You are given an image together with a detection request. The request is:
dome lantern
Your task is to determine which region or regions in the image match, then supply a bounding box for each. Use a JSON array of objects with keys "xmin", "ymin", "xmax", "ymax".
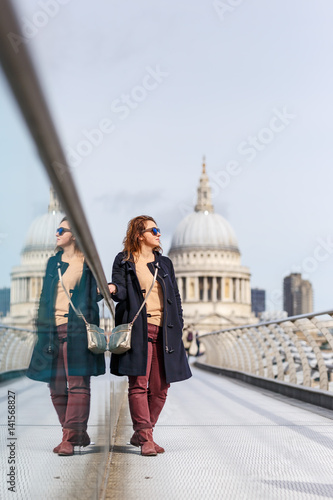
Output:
[
  {"xmin": 194, "ymin": 156, "xmax": 214, "ymax": 214},
  {"xmin": 48, "ymin": 186, "xmax": 62, "ymax": 214}
]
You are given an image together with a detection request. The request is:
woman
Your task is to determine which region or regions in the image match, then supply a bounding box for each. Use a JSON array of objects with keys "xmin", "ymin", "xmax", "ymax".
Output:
[
  {"xmin": 27, "ymin": 217, "xmax": 105, "ymax": 456},
  {"xmin": 108, "ymin": 215, "xmax": 191, "ymax": 456}
]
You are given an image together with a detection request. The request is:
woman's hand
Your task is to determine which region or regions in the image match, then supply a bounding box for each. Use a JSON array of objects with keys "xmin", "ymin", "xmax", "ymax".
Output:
[
  {"xmin": 97, "ymin": 284, "xmax": 117, "ymax": 295},
  {"xmin": 108, "ymin": 283, "xmax": 117, "ymax": 295}
]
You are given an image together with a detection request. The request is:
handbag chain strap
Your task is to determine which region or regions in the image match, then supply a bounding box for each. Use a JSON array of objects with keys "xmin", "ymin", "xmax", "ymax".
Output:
[
  {"xmin": 130, "ymin": 265, "xmax": 158, "ymax": 327},
  {"xmin": 58, "ymin": 263, "xmax": 158, "ymax": 328},
  {"xmin": 57, "ymin": 265, "xmax": 89, "ymax": 327}
]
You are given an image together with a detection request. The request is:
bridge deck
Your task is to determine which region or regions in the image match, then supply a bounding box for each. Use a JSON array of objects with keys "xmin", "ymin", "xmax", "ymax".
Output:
[
  {"xmin": 1, "ymin": 364, "xmax": 333, "ymax": 499},
  {"xmin": 105, "ymin": 364, "xmax": 333, "ymax": 500},
  {"xmin": 0, "ymin": 374, "xmax": 113, "ymax": 500}
]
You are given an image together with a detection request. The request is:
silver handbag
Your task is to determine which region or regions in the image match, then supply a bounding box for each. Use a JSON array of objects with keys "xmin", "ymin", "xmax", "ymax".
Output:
[
  {"xmin": 58, "ymin": 266, "xmax": 107, "ymax": 354},
  {"xmin": 86, "ymin": 323, "xmax": 108, "ymax": 354},
  {"xmin": 108, "ymin": 266, "xmax": 158, "ymax": 354},
  {"xmin": 108, "ymin": 323, "xmax": 132, "ymax": 354}
]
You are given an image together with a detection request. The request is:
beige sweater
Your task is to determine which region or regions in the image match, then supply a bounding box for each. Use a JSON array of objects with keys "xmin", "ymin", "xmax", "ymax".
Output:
[
  {"xmin": 135, "ymin": 257, "xmax": 163, "ymax": 327},
  {"xmin": 55, "ymin": 255, "xmax": 84, "ymax": 326}
]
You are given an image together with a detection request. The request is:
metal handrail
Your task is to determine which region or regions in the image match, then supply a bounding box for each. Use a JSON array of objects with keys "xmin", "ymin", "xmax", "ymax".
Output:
[
  {"xmin": 0, "ymin": 324, "xmax": 33, "ymax": 333},
  {"xmin": 198, "ymin": 308, "xmax": 333, "ymax": 391},
  {"xmin": 200, "ymin": 309, "xmax": 333, "ymax": 337},
  {"xmin": 0, "ymin": 0, "xmax": 114, "ymax": 319}
]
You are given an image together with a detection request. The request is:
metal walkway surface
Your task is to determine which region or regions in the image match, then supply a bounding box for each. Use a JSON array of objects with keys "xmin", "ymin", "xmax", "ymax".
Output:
[
  {"xmin": 105, "ymin": 364, "xmax": 333, "ymax": 500},
  {"xmin": 1, "ymin": 365, "xmax": 333, "ymax": 499},
  {"xmin": 0, "ymin": 373, "xmax": 118, "ymax": 500}
]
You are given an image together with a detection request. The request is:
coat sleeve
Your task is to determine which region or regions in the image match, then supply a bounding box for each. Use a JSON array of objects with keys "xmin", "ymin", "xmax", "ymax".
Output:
[
  {"xmin": 85, "ymin": 268, "xmax": 101, "ymax": 325},
  {"xmin": 36, "ymin": 257, "xmax": 54, "ymax": 330},
  {"xmin": 168, "ymin": 258, "xmax": 184, "ymax": 329},
  {"xmin": 111, "ymin": 253, "xmax": 127, "ymax": 302}
]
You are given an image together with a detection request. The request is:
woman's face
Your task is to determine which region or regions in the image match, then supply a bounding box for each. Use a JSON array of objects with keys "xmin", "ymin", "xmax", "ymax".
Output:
[
  {"xmin": 139, "ymin": 220, "xmax": 161, "ymax": 250},
  {"xmin": 56, "ymin": 220, "xmax": 74, "ymax": 249}
]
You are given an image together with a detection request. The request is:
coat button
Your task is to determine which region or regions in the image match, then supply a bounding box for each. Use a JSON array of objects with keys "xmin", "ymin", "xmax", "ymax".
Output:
[
  {"xmin": 167, "ymin": 298, "xmax": 172, "ymax": 304},
  {"xmin": 163, "ymin": 273, "xmax": 168, "ymax": 278},
  {"xmin": 167, "ymin": 324, "xmax": 174, "ymax": 328}
]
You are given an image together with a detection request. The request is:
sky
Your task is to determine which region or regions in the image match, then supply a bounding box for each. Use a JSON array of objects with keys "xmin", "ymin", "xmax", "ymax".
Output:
[{"xmin": 1, "ymin": 0, "xmax": 333, "ymax": 313}]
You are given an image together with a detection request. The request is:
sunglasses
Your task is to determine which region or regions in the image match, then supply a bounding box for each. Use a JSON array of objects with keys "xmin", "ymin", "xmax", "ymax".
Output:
[
  {"xmin": 56, "ymin": 227, "xmax": 72, "ymax": 236},
  {"xmin": 142, "ymin": 227, "xmax": 160, "ymax": 236}
]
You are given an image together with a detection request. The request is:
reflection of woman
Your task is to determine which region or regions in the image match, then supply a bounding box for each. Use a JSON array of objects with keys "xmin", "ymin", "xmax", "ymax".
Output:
[
  {"xmin": 109, "ymin": 215, "xmax": 191, "ymax": 456},
  {"xmin": 27, "ymin": 217, "xmax": 105, "ymax": 456}
]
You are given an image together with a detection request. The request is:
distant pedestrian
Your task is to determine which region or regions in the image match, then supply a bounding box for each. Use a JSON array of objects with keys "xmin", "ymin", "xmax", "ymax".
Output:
[
  {"xmin": 183, "ymin": 329, "xmax": 193, "ymax": 358},
  {"xmin": 108, "ymin": 215, "xmax": 191, "ymax": 456},
  {"xmin": 195, "ymin": 332, "xmax": 201, "ymax": 356}
]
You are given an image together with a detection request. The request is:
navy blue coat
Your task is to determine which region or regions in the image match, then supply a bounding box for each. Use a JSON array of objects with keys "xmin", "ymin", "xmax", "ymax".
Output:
[
  {"xmin": 110, "ymin": 251, "xmax": 192, "ymax": 384},
  {"xmin": 26, "ymin": 251, "xmax": 105, "ymax": 382}
]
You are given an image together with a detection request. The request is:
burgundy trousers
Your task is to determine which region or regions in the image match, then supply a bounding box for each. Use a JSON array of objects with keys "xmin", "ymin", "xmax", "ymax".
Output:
[
  {"xmin": 128, "ymin": 323, "xmax": 170, "ymax": 431},
  {"xmin": 49, "ymin": 324, "xmax": 90, "ymax": 431}
]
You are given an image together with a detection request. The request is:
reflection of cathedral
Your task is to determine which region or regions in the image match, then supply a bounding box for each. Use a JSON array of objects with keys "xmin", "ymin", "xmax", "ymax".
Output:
[
  {"xmin": 8, "ymin": 188, "xmax": 64, "ymax": 327},
  {"xmin": 168, "ymin": 160, "xmax": 254, "ymax": 333}
]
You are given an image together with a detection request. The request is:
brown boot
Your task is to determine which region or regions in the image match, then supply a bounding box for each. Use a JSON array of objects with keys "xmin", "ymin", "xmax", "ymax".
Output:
[
  {"xmin": 53, "ymin": 441, "xmax": 63, "ymax": 454},
  {"xmin": 130, "ymin": 431, "xmax": 140, "ymax": 447},
  {"xmin": 58, "ymin": 429, "xmax": 75, "ymax": 456},
  {"xmin": 53, "ymin": 428, "xmax": 65, "ymax": 454},
  {"xmin": 54, "ymin": 429, "xmax": 90, "ymax": 453},
  {"xmin": 130, "ymin": 431, "xmax": 164, "ymax": 454},
  {"xmin": 153, "ymin": 442, "xmax": 165, "ymax": 454},
  {"xmin": 70, "ymin": 430, "xmax": 90, "ymax": 448},
  {"xmin": 137, "ymin": 429, "xmax": 157, "ymax": 456}
]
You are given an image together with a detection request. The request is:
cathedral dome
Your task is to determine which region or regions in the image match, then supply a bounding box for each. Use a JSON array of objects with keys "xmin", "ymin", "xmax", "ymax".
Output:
[
  {"xmin": 167, "ymin": 158, "xmax": 252, "ymax": 333},
  {"xmin": 22, "ymin": 188, "xmax": 65, "ymax": 253},
  {"xmin": 10, "ymin": 188, "xmax": 65, "ymax": 326},
  {"xmin": 23, "ymin": 212, "xmax": 64, "ymax": 252},
  {"xmin": 170, "ymin": 211, "xmax": 238, "ymax": 252},
  {"xmin": 169, "ymin": 158, "xmax": 239, "ymax": 253}
]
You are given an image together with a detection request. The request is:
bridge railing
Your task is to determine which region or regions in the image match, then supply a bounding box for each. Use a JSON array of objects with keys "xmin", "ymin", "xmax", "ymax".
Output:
[
  {"xmin": 0, "ymin": 324, "xmax": 35, "ymax": 377},
  {"xmin": 199, "ymin": 309, "xmax": 333, "ymax": 391},
  {"xmin": 0, "ymin": 5, "xmax": 123, "ymax": 495}
]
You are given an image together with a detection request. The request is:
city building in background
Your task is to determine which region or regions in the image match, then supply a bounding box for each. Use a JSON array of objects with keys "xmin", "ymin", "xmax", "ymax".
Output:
[
  {"xmin": 251, "ymin": 288, "xmax": 266, "ymax": 318},
  {"xmin": 168, "ymin": 159, "xmax": 255, "ymax": 333},
  {"xmin": 283, "ymin": 273, "xmax": 314, "ymax": 316},
  {"xmin": 4, "ymin": 188, "xmax": 65, "ymax": 327},
  {"xmin": 0, "ymin": 287, "xmax": 10, "ymax": 319}
]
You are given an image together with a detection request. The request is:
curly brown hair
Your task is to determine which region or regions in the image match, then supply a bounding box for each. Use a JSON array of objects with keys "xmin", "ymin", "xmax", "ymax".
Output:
[{"xmin": 122, "ymin": 215, "xmax": 162, "ymax": 261}]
